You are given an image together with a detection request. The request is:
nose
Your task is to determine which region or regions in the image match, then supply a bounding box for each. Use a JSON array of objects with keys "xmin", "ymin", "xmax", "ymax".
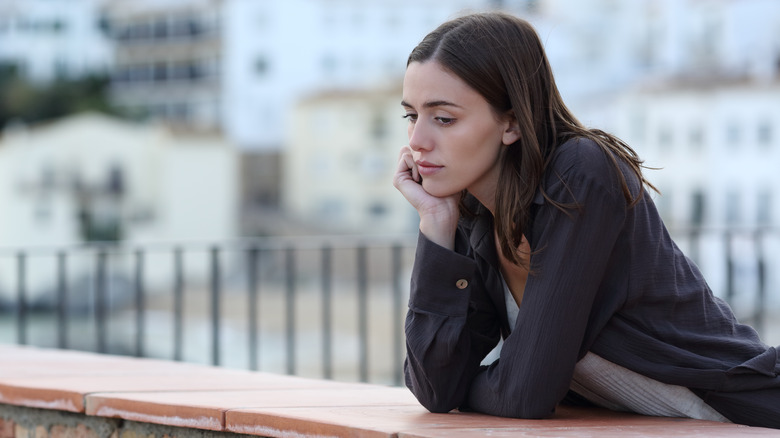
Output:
[{"xmin": 408, "ymin": 121, "xmax": 432, "ymax": 152}]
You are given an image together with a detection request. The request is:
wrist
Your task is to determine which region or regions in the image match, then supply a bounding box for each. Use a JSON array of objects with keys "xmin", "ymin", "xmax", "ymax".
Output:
[{"xmin": 419, "ymin": 215, "xmax": 457, "ymax": 250}]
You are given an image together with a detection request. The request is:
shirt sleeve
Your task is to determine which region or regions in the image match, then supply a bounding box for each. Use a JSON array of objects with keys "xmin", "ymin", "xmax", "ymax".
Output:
[
  {"xmin": 465, "ymin": 146, "xmax": 630, "ymax": 418},
  {"xmin": 404, "ymin": 230, "xmax": 502, "ymax": 413}
]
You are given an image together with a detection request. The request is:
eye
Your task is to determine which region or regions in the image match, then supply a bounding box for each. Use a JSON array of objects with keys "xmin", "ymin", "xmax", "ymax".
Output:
[
  {"xmin": 402, "ymin": 113, "xmax": 418, "ymax": 123},
  {"xmin": 435, "ymin": 117, "xmax": 455, "ymax": 126}
]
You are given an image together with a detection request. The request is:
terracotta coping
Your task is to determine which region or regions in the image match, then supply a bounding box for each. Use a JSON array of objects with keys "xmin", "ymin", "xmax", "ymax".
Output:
[{"xmin": 1, "ymin": 344, "xmax": 778, "ymax": 437}]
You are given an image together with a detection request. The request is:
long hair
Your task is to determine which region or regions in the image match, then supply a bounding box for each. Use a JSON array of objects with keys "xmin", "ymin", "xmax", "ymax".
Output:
[{"xmin": 407, "ymin": 12, "xmax": 656, "ymax": 265}]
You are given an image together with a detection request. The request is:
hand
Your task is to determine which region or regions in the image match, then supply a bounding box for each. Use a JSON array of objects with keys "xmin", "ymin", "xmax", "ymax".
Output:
[{"xmin": 393, "ymin": 146, "xmax": 459, "ymax": 249}]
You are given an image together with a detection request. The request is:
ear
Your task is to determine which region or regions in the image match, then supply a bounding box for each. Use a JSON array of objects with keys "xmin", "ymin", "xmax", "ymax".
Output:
[{"xmin": 501, "ymin": 111, "xmax": 521, "ymax": 146}]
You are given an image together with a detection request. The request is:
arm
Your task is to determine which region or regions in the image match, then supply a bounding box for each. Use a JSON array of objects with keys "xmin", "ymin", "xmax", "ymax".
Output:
[
  {"xmin": 393, "ymin": 145, "xmax": 500, "ymax": 411},
  {"xmin": 404, "ymin": 230, "xmax": 501, "ymax": 413},
  {"xmin": 465, "ymin": 147, "xmax": 630, "ymax": 418}
]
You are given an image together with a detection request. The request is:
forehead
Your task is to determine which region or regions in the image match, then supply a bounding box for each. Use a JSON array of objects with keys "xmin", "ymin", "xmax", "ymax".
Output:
[{"xmin": 402, "ymin": 61, "xmax": 483, "ymax": 107}]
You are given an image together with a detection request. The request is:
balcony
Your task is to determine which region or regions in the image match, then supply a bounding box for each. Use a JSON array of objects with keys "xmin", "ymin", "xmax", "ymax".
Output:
[{"xmin": 2, "ymin": 344, "xmax": 779, "ymax": 437}]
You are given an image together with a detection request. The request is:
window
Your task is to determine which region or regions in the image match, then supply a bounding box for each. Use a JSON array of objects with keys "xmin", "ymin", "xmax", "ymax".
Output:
[
  {"xmin": 758, "ymin": 121, "xmax": 772, "ymax": 147},
  {"xmin": 691, "ymin": 190, "xmax": 706, "ymax": 226},
  {"xmin": 153, "ymin": 62, "xmax": 167, "ymax": 82},
  {"xmin": 169, "ymin": 61, "xmax": 190, "ymax": 80},
  {"xmin": 688, "ymin": 124, "xmax": 703, "ymax": 151},
  {"xmin": 629, "ymin": 110, "xmax": 646, "ymax": 144},
  {"xmin": 318, "ymin": 199, "xmax": 345, "ymax": 222},
  {"xmin": 170, "ymin": 103, "xmax": 190, "ymax": 121},
  {"xmin": 757, "ymin": 189, "xmax": 772, "ymax": 225},
  {"xmin": 52, "ymin": 19, "xmax": 65, "ymax": 34},
  {"xmin": 153, "ymin": 19, "xmax": 168, "ymax": 39},
  {"xmin": 658, "ymin": 125, "xmax": 672, "ymax": 150},
  {"xmin": 726, "ymin": 122, "xmax": 740, "ymax": 147},
  {"xmin": 371, "ymin": 111, "xmax": 387, "ymax": 141},
  {"xmin": 725, "ymin": 190, "xmax": 740, "ymax": 226},
  {"xmin": 368, "ymin": 203, "xmax": 387, "ymax": 217},
  {"xmin": 128, "ymin": 64, "xmax": 153, "ymax": 82},
  {"xmin": 255, "ymin": 57, "xmax": 269, "ymax": 76},
  {"xmin": 321, "ymin": 55, "xmax": 337, "ymax": 75},
  {"xmin": 126, "ymin": 21, "xmax": 152, "ymax": 40}
]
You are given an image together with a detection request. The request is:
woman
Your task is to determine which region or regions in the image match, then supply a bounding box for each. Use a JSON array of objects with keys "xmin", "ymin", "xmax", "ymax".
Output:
[{"xmin": 393, "ymin": 12, "xmax": 780, "ymax": 429}]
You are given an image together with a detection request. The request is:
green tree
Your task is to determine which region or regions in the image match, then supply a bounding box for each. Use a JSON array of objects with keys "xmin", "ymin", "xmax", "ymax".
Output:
[{"xmin": 0, "ymin": 63, "xmax": 122, "ymax": 127}]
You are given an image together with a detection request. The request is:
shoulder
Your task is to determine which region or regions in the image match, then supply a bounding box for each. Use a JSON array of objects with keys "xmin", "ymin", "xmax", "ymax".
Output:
[
  {"xmin": 538, "ymin": 136, "xmax": 634, "ymax": 204},
  {"xmin": 549, "ymin": 137, "xmax": 616, "ymax": 181}
]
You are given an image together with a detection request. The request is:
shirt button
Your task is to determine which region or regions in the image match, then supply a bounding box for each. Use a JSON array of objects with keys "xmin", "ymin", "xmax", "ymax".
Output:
[{"xmin": 455, "ymin": 279, "xmax": 469, "ymax": 289}]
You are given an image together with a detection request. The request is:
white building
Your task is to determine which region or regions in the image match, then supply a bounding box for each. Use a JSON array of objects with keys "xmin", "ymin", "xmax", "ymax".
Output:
[
  {"xmin": 611, "ymin": 79, "xmax": 780, "ymax": 230},
  {"xmin": 532, "ymin": 0, "xmax": 780, "ymax": 121},
  {"xmin": 101, "ymin": 0, "xmax": 222, "ymax": 130},
  {"xmin": 0, "ymin": 112, "xmax": 238, "ymax": 246},
  {"xmin": 0, "ymin": 0, "xmax": 113, "ymax": 82},
  {"xmin": 284, "ymin": 87, "xmax": 414, "ymax": 234}
]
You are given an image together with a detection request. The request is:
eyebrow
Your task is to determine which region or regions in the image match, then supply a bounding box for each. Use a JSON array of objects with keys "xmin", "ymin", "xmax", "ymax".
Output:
[{"xmin": 401, "ymin": 99, "xmax": 463, "ymax": 110}]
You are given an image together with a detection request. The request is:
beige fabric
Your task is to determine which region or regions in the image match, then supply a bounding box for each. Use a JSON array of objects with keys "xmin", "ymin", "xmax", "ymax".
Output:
[{"xmin": 571, "ymin": 351, "xmax": 730, "ymax": 422}]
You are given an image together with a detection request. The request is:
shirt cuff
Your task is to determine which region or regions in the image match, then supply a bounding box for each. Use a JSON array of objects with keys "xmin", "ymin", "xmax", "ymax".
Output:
[{"xmin": 409, "ymin": 231, "xmax": 478, "ymax": 316}]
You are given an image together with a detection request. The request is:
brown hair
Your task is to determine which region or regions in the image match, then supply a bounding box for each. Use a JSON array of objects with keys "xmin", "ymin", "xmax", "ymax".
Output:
[{"xmin": 407, "ymin": 12, "xmax": 656, "ymax": 265}]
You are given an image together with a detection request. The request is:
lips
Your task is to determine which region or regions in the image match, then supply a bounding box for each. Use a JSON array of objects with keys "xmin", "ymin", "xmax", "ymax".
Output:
[{"xmin": 415, "ymin": 160, "xmax": 443, "ymax": 177}]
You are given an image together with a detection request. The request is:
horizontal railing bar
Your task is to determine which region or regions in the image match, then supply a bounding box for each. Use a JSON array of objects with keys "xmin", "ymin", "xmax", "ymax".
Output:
[
  {"xmin": 0, "ymin": 234, "xmax": 419, "ymax": 256},
  {"xmin": 5, "ymin": 226, "xmax": 780, "ymax": 257}
]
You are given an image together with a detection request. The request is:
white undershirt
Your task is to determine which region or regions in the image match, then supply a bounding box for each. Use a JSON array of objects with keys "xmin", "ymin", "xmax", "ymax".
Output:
[{"xmin": 489, "ymin": 277, "xmax": 730, "ymax": 423}]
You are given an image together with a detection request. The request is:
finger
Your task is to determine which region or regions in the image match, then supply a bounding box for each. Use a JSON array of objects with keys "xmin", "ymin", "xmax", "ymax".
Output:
[
  {"xmin": 395, "ymin": 147, "xmax": 419, "ymax": 183},
  {"xmin": 406, "ymin": 154, "xmax": 420, "ymax": 183}
]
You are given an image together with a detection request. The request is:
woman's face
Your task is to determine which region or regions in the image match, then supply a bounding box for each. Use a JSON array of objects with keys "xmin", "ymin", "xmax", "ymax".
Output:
[{"xmin": 402, "ymin": 60, "xmax": 518, "ymax": 201}]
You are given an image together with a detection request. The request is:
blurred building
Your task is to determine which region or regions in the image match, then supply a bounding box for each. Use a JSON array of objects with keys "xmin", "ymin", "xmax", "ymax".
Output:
[
  {"xmin": 0, "ymin": 0, "xmax": 112, "ymax": 82},
  {"xmin": 284, "ymin": 87, "xmax": 414, "ymax": 235},
  {"xmin": 0, "ymin": 112, "xmax": 238, "ymax": 247},
  {"xmin": 98, "ymin": 0, "xmax": 531, "ymax": 234},
  {"xmin": 533, "ymin": 0, "xmax": 780, "ymax": 114},
  {"xmin": 101, "ymin": 0, "xmax": 221, "ymax": 130},
  {"xmin": 612, "ymin": 79, "xmax": 780, "ymax": 230},
  {"xmin": 220, "ymin": 0, "xmax": 533, "ymax": 151}
]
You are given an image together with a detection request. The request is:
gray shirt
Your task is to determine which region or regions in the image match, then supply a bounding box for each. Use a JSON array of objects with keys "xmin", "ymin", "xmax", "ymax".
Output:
[{"xmin": 404, "ymin": 137, "xmax": 779, "ymax": 420}]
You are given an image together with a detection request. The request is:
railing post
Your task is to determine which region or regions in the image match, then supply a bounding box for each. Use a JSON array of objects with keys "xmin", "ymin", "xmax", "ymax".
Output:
[
  {"xmin": 321, "ymin": 244, "xmax": 333, "ymax": 379},
  {"xmin": 247, "ymin": 246, "xmax": 260, "ymax": 371},
  {"xmin": 16, "ymin": 252, "xmax": 27, "ymax": 345},
  {"xmin": 173, "ymin": 247, "xmax": 184, "ymax": 361},
  {"xmin": 725, "ymin": 232, "xmax": 735, "ymax": 306},
  {"xmin": 754, "ymin": 230, "xmax": 766, "ymax": 335},
  {"xmin": 210, "ymin": 246, "xmax": 221, "ymax": 366},
  {"xmin": 95, "ymin": 250, "xmax": 108, "ymax": 353},
  {"xmin": 57, "ymin": 251, "xmax": 68, "ymax": 349},
  {"xmin": 135, "ymin": 249, "xmax": 145, "ymax": 358},
  {"xmin": 357, "ymin": 244, "xmax": 368, "ymax": 383},
  {"xmin": 285, "ymin": 246, "xmax": 296, "ymax": 375},
  {"xmin": 391, "ymin": 244, "xmax": 403, "ymax": 386}
]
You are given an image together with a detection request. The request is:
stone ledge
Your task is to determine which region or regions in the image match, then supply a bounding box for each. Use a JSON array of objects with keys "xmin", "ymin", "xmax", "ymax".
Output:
[{"xmin": 1, "ymin": 344, "xmax": 779, "ymax": 437}]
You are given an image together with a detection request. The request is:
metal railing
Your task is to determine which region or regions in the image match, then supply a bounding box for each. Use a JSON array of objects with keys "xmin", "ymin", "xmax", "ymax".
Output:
[
  {"xmin": 0, "ymin": 235, "xmax": 417, "ymax": 386},
  {"xmin": 1, "ymin": 227, "xmax": 778, "ymax": 386}
]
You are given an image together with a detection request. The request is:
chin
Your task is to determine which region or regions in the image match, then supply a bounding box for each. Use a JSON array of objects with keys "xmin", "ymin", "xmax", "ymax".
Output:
[{"xmin": 422, "ymin": 181, "xmax": 461, "ymax": 198}]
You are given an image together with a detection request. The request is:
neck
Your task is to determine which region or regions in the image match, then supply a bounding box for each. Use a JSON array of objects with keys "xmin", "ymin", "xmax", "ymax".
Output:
[{"xmin": 467, "ymin": 177, "xmax": 499, "ymax": 217}]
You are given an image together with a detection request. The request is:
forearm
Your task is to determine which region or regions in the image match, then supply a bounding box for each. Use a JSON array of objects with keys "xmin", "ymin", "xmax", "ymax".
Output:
[{"xmin": 404, "ymin": 232, "xmax": 499, "ymax": 412}]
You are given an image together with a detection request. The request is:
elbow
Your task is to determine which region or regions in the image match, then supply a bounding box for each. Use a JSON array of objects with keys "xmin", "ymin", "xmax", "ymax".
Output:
[
  {"xmin": 405, "ymin": 373, "xmax": 460, "ymax": 414},
  {"xmin": 405, "ymin": 380, "xmax": 460, "ymax": 414},
  {"xmin": 420, "ymin": 398, "xmax": 458, "ymax": 414}
]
